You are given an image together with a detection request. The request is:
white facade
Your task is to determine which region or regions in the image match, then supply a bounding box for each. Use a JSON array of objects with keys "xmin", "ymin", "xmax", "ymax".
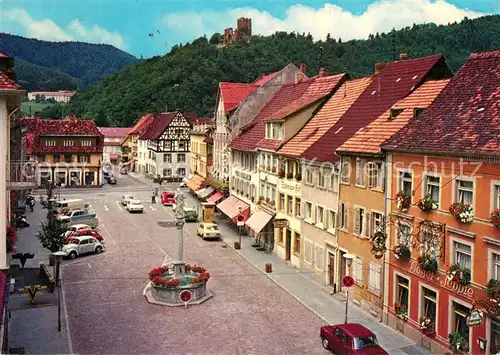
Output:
[
  {"xmin": 214, "ymin": 96, "xmax": 230, "ymax": 182},
  {"xmin": 138, "ymin": 139, "xmax": 149, "ymax": 174},
  {"xmin": 27, "ymin": 90, "xmax": 75, "ymax": 103}
]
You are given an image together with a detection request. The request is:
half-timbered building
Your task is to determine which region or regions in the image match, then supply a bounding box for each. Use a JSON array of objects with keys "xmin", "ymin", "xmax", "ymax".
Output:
[{"xmin": 138, "ymin": 110, "xmax": 192, "ymax": 179}]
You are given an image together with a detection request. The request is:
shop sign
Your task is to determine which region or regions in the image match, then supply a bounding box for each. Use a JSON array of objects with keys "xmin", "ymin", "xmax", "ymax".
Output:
[
  {"xmin": 235, "ymin": 170, "xmax": 251, "ymax": 180},
  {"xmin": 279, "ymin": 180, "xmax": 301, "ymax": 195},
  {"xmin": 274, "ymin": 219, "xmax": 289, "ymax": 229},
  {"xmin": 409, "ymin": 260, "xmax": 474, "ymax": 298},
  {"xmin": 466, "ymin": 309, "xmax": 484, "ymax": 327}
]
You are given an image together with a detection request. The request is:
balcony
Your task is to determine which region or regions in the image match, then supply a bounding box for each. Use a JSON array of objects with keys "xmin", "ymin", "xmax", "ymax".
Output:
[{"xmin": 7, "ymin": 161, "xmax": 37, "ymax": 190}]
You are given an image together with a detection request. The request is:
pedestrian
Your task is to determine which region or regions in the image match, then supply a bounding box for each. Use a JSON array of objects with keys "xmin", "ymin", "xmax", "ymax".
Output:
[{"xmin": 151, "ymin": 191, "xmax": 156, "ymax": 204}]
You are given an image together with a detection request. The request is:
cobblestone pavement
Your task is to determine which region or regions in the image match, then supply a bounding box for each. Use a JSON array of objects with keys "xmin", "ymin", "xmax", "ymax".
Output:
[{"xmin": 61, "ymin": 189, "xmax": 327, "ymax": 354}]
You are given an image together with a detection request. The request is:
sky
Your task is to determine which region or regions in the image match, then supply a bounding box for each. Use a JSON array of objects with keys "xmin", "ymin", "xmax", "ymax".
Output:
[{"xmin": 1, "ymin": 0, "xmax": 498, "ymax": 58}]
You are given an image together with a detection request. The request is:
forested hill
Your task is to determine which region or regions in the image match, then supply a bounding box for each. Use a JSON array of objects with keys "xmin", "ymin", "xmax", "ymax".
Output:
[
  {"xmin": 0, "ymin": 33, "xmax": 137, "ymax": 90},
  {"xmin": 66, "ymin": 15, "xmax": 499, "ymax": 127}
]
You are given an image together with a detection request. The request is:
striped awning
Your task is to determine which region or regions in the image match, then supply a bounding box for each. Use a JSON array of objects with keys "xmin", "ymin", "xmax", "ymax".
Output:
[
  {"xmin": 245, "ymin": 210, "xmax": 274, "ymax": 235},
  {"xmin": 217, "ymin": 195, "xmax": 250, "ymax": 223},
  {"xmin": 186, "ymin": 174, "xmax": 204, "ymax": 191},
  {"xmin": 207, "ymin": 191, "xmax": 224, "ymax": 204}
]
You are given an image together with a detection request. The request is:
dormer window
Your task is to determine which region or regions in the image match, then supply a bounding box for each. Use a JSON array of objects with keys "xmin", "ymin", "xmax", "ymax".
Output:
[
  {"xmin": 45, "ymin": 140, "xmax": 56, "ymax": 147},
  {"xmin": 81, "ymin": 140, "xmax": 92, "ymax": 147},
  {"xmin": 266, "ymin": 122, "xmax": 284, "ymax": 140},
  {"xmin": 63, "ymin": 140, "xmax": 74, "ymax": 147},
  {"xmin": 413, "ymin": 108, "xmax": 425, "ymax": 119},
  {"xmin": 390, "ymin": 109, "xmax": 404, "ymax": 119}
]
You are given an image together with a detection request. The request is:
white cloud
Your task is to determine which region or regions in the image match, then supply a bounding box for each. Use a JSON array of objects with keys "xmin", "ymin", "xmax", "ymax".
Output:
[
  {"xmin": 163, "ymin": 0, "xmax": 486, "ymax": 42},
  {"xmin": 3, "ymin": 8, "xmax": 126, "ymax": 49}
]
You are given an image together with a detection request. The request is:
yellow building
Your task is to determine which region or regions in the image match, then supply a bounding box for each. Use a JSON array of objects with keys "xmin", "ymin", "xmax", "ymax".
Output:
[
  {"xmin": 189, "ymin": 118, "xmax": 213, "ymax": 180},
  {"xmin": 121, "ymin": 113, "xmax": 154, "ymax": 167}
]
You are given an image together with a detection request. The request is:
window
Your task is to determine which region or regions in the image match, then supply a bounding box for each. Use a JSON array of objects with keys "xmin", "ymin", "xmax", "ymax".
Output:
[
  {"xmin": 494, "ymin": 184, "xmax": 500, "ymax": 210},
  {"xmin": 368, "ymin": 162, "xmax": 384, "ymax": 189},
  {"xmin": 397, "ymin": 223, "xmax": 412, "ymax": 247},
  {"xmin": 266, "ymin": 122, "xmax": 283, "ymax": 139},
  {"xmin": 276, "ymin": 228, "xmax": 283, "ymax": 244},
  {"xmin": 163, "ymin": 154, "xmax": 172, "ymax": 163},
  {"xmin": 52, "ymin": 154, "xmax": 61, "ymax": 163},
  {"xmin": 353, "ymin": 257, "xmax": 363, "ymax": 284},
  {"xmin": 452, "ymin": 302, "xmax": 470, "ymax": 343},
  {"xmin": 327, "ymin": 210, "xmax": 336, "ymax": 230},
  {"xmin": 163, "ymin": 168, "xmax": 171, "ymax": 177},
  {"xmin": 316, "ymin": 206, "xmax": 324, "ymax": 227},
  {"xmin": 354, "ymin": 207, "xmax": 366, "ymax": 236},
  {"xmin": 305, "ymin": 169, "xmax": 313, "ymax": 184},
  {"xmin": 81, "ymin": 140, "xmax": 92, "ymax": 147},
  {"xmin": 304, "ymin": 239, "xmax": 313, "ymax": 263},
  {"xmin": 421, "ymin": 230, "xmax": 440, "ymax": 259},
  {"xmin": 340, "ymin": 203, "xmax": 348, "ymax": 230},
  {"xmin": 341, "ymin": 158, "xmax": 351, "ymax": 184},
  {"xmin": 287, "ymin": 196, "xmax": 293, "ymax": 215},
  {"xmin": 177, "ymin": 168, "xmax": 186, "ymax": 176},
  {"xmin": 78, "ymin": 155, "xmax": 89, "ymax": 163},
  {"xmin": 371, "ymin": 212, "xmax": 383, "ymax": 235},
  {"xmin": 315, "ymin": 245, "xmax": 324, "ymax": 270},
  {"xmin": 295, "ymin": 198, "xmax": 301, "ymax": 217},
  {"xmin": 368, "ymin": 264, "xmax": 381, "ymax": 294},
  {"xmin": 279, "ymin": 194, "xmax": 285, "ymax": 212},
  {"xmin": 456, "ymin": 179, "xmax": 474, "ymax": 205},
  {"xmin": 329, "ymin": 172, "xmax": 339, "ymax": 191},
  {"xmin": 178, "ymin": 154, "xmax": 186, "ymax": 163},
  {"xmin": 305, "ymin": 202, "xmax": 313, "ymax": 221},
  {"xmin": 45, "ymin": 140, "xmax": 56, "ymax": 147},
  {"xmin": 453, "ymin": 241, "xmax": 472, "ymax": 269},
  {"xmin": 421, "ymin": 287, "xmax": 437, "ymax": 327},
  {"xmin": 355, "ymin": 158, "xmax": 365, "ymax": 186},
  {"xmin": 318, "ymin": 171, "xmax": 325, "ymax": 187},
  {"xmin": 400, "ymin": 171, "xmax": 412, "ymax": 196},
  {"xmin": 64, "ymin": 154, "xmax": 72, "ymax": 163},
  {"xmin": 294, "ymin": 232, "xmax": 300, "ymax": 253},
  {"xmin": 425, "ymin": 175, "xmax": 440, "ymax": 204},
  {"xmin": 494, "ymin": 253, "xmax": 500, "ymax": 280},
  {"xmin": 396, "ymin": 276, "xmax": 409, "ymax": 313},
  {"xmin": 63, "ymin": 140, "xmax": 74, "ymax": 147},
  {"xmin": 178, "ymin": 141, "xmax": 186, "ymax": 151}
]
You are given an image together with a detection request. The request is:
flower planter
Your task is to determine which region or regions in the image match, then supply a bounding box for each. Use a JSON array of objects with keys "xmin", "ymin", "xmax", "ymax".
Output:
[
  {"xmin": 449, "ymin": 331, "xmax": 469, "ymax": 353},
  {"xmin": 418, "ymin": 255, "xmax": 438, "ymax": 274},
  {"xmin": 286, "ymin": 172, "xmax": 293, "ymax": 179},
  {"xmin": 395, "ymin": 191, "xmax": 411, "ymax": 212},
  {"xmin": 490, "ymin": 209, "xmax": 500, "ymax": 228},
  {"xmin": 294, "ymin": 174, "xmax": 301, "ymax": 181},
  {"xmin": 417, "ymin": 196, "xmax": 438, "ymax": 211},
  {"xmin": 393, "ymin": 245, "xmax": 411, "ymax": 261},
  {"xmin": 446, "ymin": 264, "xmax": 471, "ymax": 286},
  {"xmin": 419, "ymin": 317, "xmax": 436, "ymax": 337},
  {"xmin": 278, "ymin": 170, "xmax": 285, "ymax": 178},
  {"xmin": 394, "ymin": 303, "xmax": 408, "ymax": 321},
  {"xmin": 449, "ymin": 202, "xmax": 474, "ymax": 224},
  {"xmin": 486, "ymin": 279, "xmax": 500, "ymax": 302}
]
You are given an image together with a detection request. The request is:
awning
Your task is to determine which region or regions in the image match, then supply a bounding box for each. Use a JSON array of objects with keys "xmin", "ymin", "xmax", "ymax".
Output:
[
  {"xmin": 122, "ymin": 159, "xmax": 136, "ymax": 166},
  {"xmin": 207, "ymin": 191, "xmax": 224, "ymax": 204},
  {"xmin": 197, "ymin": 186, "xmax": 214, "ymax": 199},
  {"xmin": 245, "ymin": 210, "xmax": 275, "ymax": 235},
  {"xmin": 216, "ymin": 195, "xmax": 250, "ymax": 223},
  {"xmin": 186, "ymin": 174, "xmax": 204, "ymax": 191},
  {"xmin": 109, "ymin": 154, "xmax": 119, "ymax": 160}
]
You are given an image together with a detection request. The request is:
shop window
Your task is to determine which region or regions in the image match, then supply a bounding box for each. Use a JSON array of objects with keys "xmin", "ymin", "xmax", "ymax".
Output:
[
  {"xmin": 396, "ymin": 275, "xmax": 409, "ymax": 312},
  {"xmin": 451, "ymin": 302, "xmax": 470, "ymax": 346},
  {"xmin": 421, "ymin": 287, "xmax": 437, "ymax": 329}
]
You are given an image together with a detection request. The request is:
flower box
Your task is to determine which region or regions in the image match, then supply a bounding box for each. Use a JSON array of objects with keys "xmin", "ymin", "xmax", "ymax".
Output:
[
  {"xmin": 286, "ymin": 172, "xmax": 293, "ymax": 179},
  {"xmin": 294, "ymin": 174, "xmax": 302, "ymax": 181},
  {"xmin": 446, "ymin": 264, "xmax": 471, "ymax": 286},
  {"xmin": 418, "ymin": 255, "xmax": 438, "ymax": 274},
  {"xmin": 271, "ymin": 166, "xmax": 277, "ymax": 173},
  {"xmin": 393, "ymin": 245, "xmax": 411, "ymax": 261},
  {"xmin": 265, "ymin": 197, "xmax": 270, "ymax": 204},
  {"xmin": 395, "ymin": 191, "xmax": 411, "ymax": 212},
  {"xmin": 419, "ymin": 317, "xmax": 436, "ymax": 337},
  {"xmin": 278, "ymin": 169, "xmax": 285, "ymax": 178},
  {"xmin": 265, "ymin": 164, "xmax": 271, "ymax": 171},
  {"xmin": 394, "ymin": 303, "xmax": 408, "ymax": 321},
  {"xmin": 486, "ymin": 279, "xmax": 500, "ymax": 302},
  {"xmin": 417, "ymin": 195, "xmax": 438, "ymax": 211},
  {"xmin": 449, "ymin": 331, "xmax": 469, "ymax": 353},
  {"xmin": 449, "ymin": 202, "xmax": 474, "ymax": 224},
  {"xmin": 490, "ymin": 209, "xmax": 500, "ymax": 228}
]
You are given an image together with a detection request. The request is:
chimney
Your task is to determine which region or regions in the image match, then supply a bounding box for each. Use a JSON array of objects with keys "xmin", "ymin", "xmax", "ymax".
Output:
[
  {"xmin": 375, "ymin": 62, "xmax": 386, "ymax": 74},
  {"xmin": 300, "ymin": 62, "xmax": 307, "ymax": 75},
  {"xmin": 399, "ymin": 52, "xmax": 409, "ymax": 60},
  {"xmin": 318, "ymin": 67, "xmax": 328, "ymax": 77},
  {"xmin": 295, "ymin": 72, "xmax": 305, "ymax": 84}
]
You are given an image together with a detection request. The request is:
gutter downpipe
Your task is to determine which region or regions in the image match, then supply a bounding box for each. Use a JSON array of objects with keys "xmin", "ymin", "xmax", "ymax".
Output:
[
  {"xmin": 333, "ymin": 152, "xmax": 341, "ymax": 291},
  {"xmin": 380, "ymin": 152, "xmax": 390, "ymax": 324}
]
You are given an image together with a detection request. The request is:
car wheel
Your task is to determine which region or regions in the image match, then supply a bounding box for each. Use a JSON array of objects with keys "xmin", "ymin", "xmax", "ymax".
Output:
[
  {"xmin": 321, "ymin": 337, "xmax": 329, "ymax": 350},
  {"xmin": 95, "ymin": 246, "xmax": 103, "ymax": 254},
  {"xmin": 68, "ymin": 251, "xmax": 77, "ymax": 260}
]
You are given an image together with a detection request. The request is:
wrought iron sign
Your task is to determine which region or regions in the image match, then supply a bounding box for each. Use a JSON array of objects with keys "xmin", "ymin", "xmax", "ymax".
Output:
[
  {"xmin": 474, "ymin": 299, "xmax": 500, "ymax": 316},
  {"xmin": 412, "ymin": 220, "xmax": 445, "ymax": 259},
  {"xmin": 371, "ymin": 231, "xmax": 386, "ymax": 259}
]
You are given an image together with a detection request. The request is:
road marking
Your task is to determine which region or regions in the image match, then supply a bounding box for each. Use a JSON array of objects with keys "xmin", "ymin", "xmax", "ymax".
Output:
[
  {"xmin": 150, "ymin": 205, "xmax": 156, "ymax": 211},
  {"xmin": 87, "ymin": 263, "xmax": 92, "ymax": 268},
  {"xmin": 115, "ymin": 200, "xmax": 123, "ymax": 212},
  {"xmin": 104, "ymin": 205, "xmax": 109, "ymax": 211}
]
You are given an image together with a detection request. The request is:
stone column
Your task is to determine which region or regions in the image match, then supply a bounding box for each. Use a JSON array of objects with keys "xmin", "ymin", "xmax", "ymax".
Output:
[
  {"xmin": 172, "ymin": 188, "xmax": 186, "ymax": 279},
  {"xmin": 0, "ymin": 97, "xmax": 9, "ymax": 269}
]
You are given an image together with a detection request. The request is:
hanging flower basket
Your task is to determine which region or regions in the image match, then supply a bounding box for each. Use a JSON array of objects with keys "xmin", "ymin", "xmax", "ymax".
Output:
[
  {"xmin": 446, "ymin": 264, "xmax": 471, "ymax": 286},
  {"xmin": 395, "ymin": 191, "xmax": 411, "ymax": 212},
  {"xmin": 394, "ymin": 303, "xmax": 408, "ymax": 321},
  {"xmin": 489, "ymin": 209, "xmax": 500, "ymax": 228},
  {"xmin": 418, "ymin": 255, "xmax": 438, "ymax": 274},
  {"xmin": 417, "ymin": 195, "xmax": 438, "ymax": 211},
  {"xmin": 449, "ymin": 202, "xmax": 474, "ymax": 224},
  {"xmin": 393, "ymin": 245, "xmax": 411, "ymax": 261},
  {"xmin": 419, "ymin": 317, "xmax": 436, "ymax": 337},
  {"xmin": 449, "ymin": 331, "xmax": 469, "ymax": 353},
  {"xmin": 6, "ymin": 225, "xmax": 16, "ymax": 254},
  {"xmin": 485, "ymin": 279, "xmax": 500, "ymax": 302}
]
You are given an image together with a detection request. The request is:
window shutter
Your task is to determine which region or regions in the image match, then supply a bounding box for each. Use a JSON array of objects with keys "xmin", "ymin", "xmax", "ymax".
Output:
[
  {"xmin": 301, "ymin": 202, "xmax": 305, "ymax": 218},
  {"xmin": 366, "ymin": 211, "xmax": 371, "ymax": 238},
  {"xmin": 344, "ymin": 204, "xmax": 349, "ymax": 231},
  {"xmin": 354, "ymin": 207, "xmax": 360, "ymax": 235},
  {"xmin": 337, "ymin": 208, "xmax": 341, "ymax": 229},
  {"xmin": 312, "ymin": 205, "xmax": 316, "ymax": 224}
]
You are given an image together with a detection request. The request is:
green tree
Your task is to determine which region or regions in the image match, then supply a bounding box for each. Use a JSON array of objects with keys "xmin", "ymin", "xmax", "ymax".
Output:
[{"xmin": 36, "ymin": 183, "xmax": 67, "ymax": 253}]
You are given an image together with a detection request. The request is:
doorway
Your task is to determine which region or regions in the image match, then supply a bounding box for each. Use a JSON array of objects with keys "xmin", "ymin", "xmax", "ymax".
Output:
[
  {"xmin": 285, "ymin": 229, "xmax": 292, "ymax": 260},
  {"xmin": 328, "ymin": 253, "xmax": 336, "ymax": 287}
]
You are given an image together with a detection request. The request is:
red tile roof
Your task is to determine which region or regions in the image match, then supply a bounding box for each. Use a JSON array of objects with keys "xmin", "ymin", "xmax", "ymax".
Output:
[
  {"xmin": 279, "ymin": 77, "xmax": 372, "ymax": 158},
  {"xmin": 220, "ymin": 82, "xmax": 258, "ymax": 112},
  {"xmin": 299, "ymin": 54, "xmax": 447, "ymax": 163},
  {"xmin": 203, "ymin": 137, "xmax": 214, "ymax": 144},
  {"xmin": 0, "ymin": 72, "xmax": 21, "ymax": 90},
  {"xmin": 383, "ymin": 51, "xmax": 500, "ymax": 156},
  {"xmin": 98, "ymin": 127, "xmax": 130, "ymax": 137},
  {"xmin": 139, "ymin": 112, "xmax": 179, "ymax": 140},
  {"xmin": 26, "ymin": 132, "xmax": 34, "ymax": 155},
  {"xmin": 104, "ymin": 141, "xmax": 122, "ymax": 146},
  {"xmin": 129, "ymin": 114, "xmax": 154, "ymax": 135},
  {"xmin": 337, "ymin": 79, "xmax": 449, "ymax": 154},
  {"xmin": 253, "ymin": 71, "xmax": 279, "ymax": 86}
]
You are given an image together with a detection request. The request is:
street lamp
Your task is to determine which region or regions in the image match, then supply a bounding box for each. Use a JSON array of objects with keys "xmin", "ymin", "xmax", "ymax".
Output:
[
  {"xmin": 344, "ymin": 253, "xmax": 354, "ymax": 324},
  {"xmin": 237, "ymin": 206, "xmax": 243, "ymax": 246},
  {"xmin": 52, "ymin": 251, "xmax": 66, "ymax": 332}
]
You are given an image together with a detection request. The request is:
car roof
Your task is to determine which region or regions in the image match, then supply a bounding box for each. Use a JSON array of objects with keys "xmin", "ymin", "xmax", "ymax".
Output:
[
  {"xmin": 336, "ymin": 323, "xmax": 375, "ymax": 338},
  {"xmin": 124, "ymin": 195, "xmax": 134, "ymax": 198},
  {"xmin": 72, "ymin": 224, "xmax": 90, "ymax": 228},
  {"xmin": 129, "ymin": 199, "xmax": 141, "ymax": 203}
]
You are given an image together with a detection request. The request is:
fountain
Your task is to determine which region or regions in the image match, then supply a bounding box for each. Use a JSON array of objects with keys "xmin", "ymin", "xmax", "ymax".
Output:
[{"xmin": 143, "ymin": 189, "xmax": 213, "ymax": 306}]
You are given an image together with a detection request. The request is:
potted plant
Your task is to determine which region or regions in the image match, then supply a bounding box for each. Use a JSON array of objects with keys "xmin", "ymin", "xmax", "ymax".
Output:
[
  {"xmin": 265, "ymin": 164, "xmax": 271, "ymax": 171},
  {"xmin": 259, "ymin": 196, "xmax": 264, "ymax": 201},
  {"xmin": 449, "ymin": 331, "xmax": 469, "ymax": 353},
  {"xmin": 265, "ymin": 197, "xmax": 270, "ymax": 204},
  {"xmin": 278, "ymin": 169, "xmax": 285, "ymax": 178},
  {"xmin": 396, "ymin": 191, "xmax": 411, "ymax": 212},
  {"xmin": 271, "ymin": 165, "xmax": 277, "ymax": 173},
  {"xmin": 446, "ymin": 264, "xmax": 471, "ymax": 286},
  {"xmin": 286, "ymin": 171, "xmax": 293, "ymax": 179},
  {"xmin": 394, "ymin": 303, "xmax": 408, "ymax": 321},
  {"xmin": 417, "ymin": 195, "xmax": 438, "ymax": 211},
  {"xmin": 393, "ymin": 245, "xmax": 411, "ymax": 261},
  {"xmin": 490, "ymin": 209, "xmax": 500, "ymax": 228},
  {"xmin": 259, "ymin": 164, "xmax": 265, "ymax": 170},
  {"xmin": 419, "ymin": 317, "xmax": 436, "ymax": 337},
  {"xmin": 485, "ymin": 279, "xmax": 500, "ymax": 303},
  {"xmin": 449, "ymin": 202, "xmax": 474, "ymax": 224},
  {"xmin": 418, "ymin": 255, "xmax": 438, "ymax": 274},
  {"xmin": 295, "ymin": 173, "xmax": 302, "ymax": 181},
  {"xmin": 6, "ymin": 225, "xmax": 16, "ymax": 254}
]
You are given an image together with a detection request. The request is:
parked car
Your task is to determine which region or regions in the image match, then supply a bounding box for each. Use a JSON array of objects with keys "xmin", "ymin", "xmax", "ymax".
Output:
[
  {"xmin": 61, "ymin": 236, "xmax": 105, "ymax": 259},
  {"xmin": 57, "ymin": 209, "xmax": 98, "ymax": 228},
  {"xmin": 55, "ymin": 198, "xmax": 85, "ymax": 214},
  {"xmin": 320, "ymin": 323, "xmax": 388, "ymax": 354},
  {"xmin": 196, "ymin": 223, "xmax": 221, "ymax": 240},
  {"xmin": 161, "ymin": 191, "xmax": 176, "ymax": 206},
  {"xmin": 121, "ymin": 195, "xmax": 134, "ymax": 206},
  {"xmin": 64, "ymin": 229, "xmax": 103, "ymax": 244},
  {"xmin": 126, "ymin": 200, "xmax": 144, "ymax": 213},
  {"xmin": 62, "ymin": 223, "xmax": 92, "ymax": 237},
  {"xmin": 172, "ymin": 205, "xmax": 198, "ymax": 222}
]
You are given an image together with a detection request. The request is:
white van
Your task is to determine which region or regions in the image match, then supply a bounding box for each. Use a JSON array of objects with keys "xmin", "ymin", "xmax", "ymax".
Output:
[{"xmin": 55, "ymin": 198, "xmax": 85, "ymax": 214}]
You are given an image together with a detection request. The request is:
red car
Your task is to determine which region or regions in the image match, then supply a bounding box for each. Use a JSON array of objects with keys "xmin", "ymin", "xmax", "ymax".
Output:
[
  {"xmin": 161, "ymin": 191, "xmax": 176, "ymax": 206},
  {"xmin": 64, "ymin": 229, "xmax": 104, "ymax": 244},
  {"xmin": 320, "ymin": 323, "xmax": 388, "ymax": 354}
]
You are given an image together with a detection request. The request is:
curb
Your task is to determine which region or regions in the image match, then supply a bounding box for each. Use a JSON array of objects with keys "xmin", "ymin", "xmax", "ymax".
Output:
[{"xmin": 220, "ymin": 238, "xmax": 330, "ymax": 325}]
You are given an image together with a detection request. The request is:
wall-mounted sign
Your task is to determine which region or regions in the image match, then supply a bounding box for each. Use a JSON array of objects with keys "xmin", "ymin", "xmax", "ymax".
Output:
[
  {"xmin": 235, "ymin": 170, "xmax": 251, "ymax": 180},
  {"xmin": 466, "ymin": 309, "xmax": 484, "ymax": 327},
  {"xmin": 279, "ymin": 180, "xmax": 301, "ymax": 195},
  {"xmin": 274, "ymin": 219, "xmax": 289, "ymax": 229}
]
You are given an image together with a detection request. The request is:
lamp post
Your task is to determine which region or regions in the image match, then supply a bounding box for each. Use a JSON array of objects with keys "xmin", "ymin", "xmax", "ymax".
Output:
[
  {"xmin": 344, "ymin": 253, "xmax": 354, "ymax": 324},
  {"xmin": 52, "ymin": 251, "xmax": 66, "ymax": 332},
  {"xmin": 237, "ymin": 206, "xmax": 244, "ymax": 249}
]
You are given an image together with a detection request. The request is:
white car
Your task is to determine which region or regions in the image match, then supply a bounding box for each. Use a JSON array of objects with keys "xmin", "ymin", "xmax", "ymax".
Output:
[
  {"xmin": 61, "ymin": 236, "xmax": 104, "ymax": 259},
  {"xmin": 121, "ymin": 195, "xmax": 134, "ymax": 206},
  {"xmin": 62, "ymin": 223, "xmax": 92, "ymax": 237},
  {"xmin": 126, "ymin": 200, "xmax": 144, "ymax": 213},
  {"xmin": 197, "ymin": 223, "xmax": 221, "ymax": 240}
]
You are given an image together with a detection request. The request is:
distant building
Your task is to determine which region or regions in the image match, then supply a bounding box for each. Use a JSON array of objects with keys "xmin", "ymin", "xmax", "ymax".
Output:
[
  {"xmin": 98, "ymin": 127, "xmax": 131, "ymax": 164},
  {"xmin": 222, "ymin": 17, "xmax": 252, "ymax": 47},
  {"xmin": 27, "ymin": 90, "xmax": 76, "ymax": 103}
]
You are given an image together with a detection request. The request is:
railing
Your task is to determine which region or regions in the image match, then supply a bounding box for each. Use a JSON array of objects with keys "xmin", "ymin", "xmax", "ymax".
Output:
[{"xmin": 7, "ymin": 161, "xmax": 37, "ymax": 190}]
